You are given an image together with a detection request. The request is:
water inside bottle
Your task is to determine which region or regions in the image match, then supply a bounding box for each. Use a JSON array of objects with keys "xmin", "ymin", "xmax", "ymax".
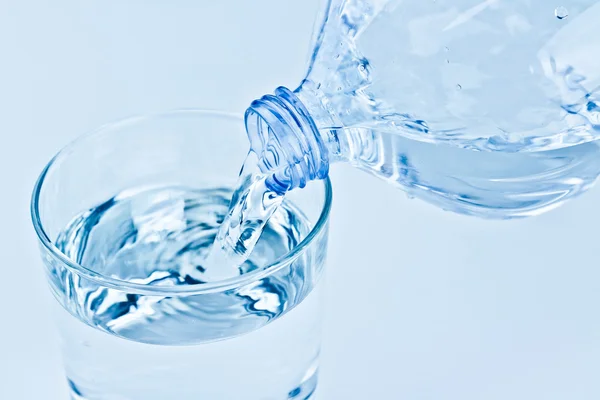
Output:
[{"xmin": 298, "ymin": 0, "xmax": 600, "ymax": 214}]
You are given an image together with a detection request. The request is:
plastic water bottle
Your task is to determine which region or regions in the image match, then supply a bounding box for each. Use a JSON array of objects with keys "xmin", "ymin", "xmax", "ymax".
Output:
[{"xmin": 245, "ymin": 0, "xmax": 600, "ymax": 218}]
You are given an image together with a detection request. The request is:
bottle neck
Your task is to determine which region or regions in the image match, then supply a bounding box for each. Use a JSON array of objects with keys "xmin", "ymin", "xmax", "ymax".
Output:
[{"xmin": 245, "ymin": 86, "xmax": 340, "ymax": 194}]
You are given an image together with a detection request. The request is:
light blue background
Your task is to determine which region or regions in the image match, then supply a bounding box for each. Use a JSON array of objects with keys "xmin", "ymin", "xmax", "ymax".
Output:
[{"xmin": 1, "ymin": 1, "xmax": 599, "ymax": 399}]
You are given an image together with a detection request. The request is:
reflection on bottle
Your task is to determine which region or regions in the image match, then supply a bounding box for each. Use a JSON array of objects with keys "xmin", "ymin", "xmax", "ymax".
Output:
[{"xmin": 246, "ymin": 0, "xmax": 600, "ymax": 218}]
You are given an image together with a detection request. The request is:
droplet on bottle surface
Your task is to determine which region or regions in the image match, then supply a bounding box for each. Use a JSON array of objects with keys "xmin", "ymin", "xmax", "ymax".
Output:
[
  {"xmin": 555, "ymin": 6, "xmax": 568, "ymax": 19},
  {"xmin": 456, "ymin": 84, "xmax": 462, "ymax": 90},
  {"xmin": 358, "ymin": 60, "xmax": 370, "ymax": 74},
  {"xmin": 444, "ymin": 46, "xmax": 449, "ymax": 52}
]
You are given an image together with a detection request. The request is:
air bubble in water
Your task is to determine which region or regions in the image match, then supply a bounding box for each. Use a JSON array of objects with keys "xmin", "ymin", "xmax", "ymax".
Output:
[{"xmin": 555, "ymin": 6, "xmax": 568, "ymax": 19}]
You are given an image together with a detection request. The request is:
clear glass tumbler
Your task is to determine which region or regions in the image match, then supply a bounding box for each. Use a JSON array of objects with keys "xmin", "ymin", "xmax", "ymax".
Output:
[{"xmin": 31, "ymin": 110, "xmax": 331, "ymax": 400}]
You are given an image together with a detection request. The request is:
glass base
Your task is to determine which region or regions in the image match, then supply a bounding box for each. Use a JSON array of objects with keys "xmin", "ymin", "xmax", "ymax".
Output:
[
  {"xmin": 288, "ymin": 366, "xmax": 318, "ymax": 399},
  {"xmin": 68, "ymin": 369, "xmax": 318, "ymax": 400}
]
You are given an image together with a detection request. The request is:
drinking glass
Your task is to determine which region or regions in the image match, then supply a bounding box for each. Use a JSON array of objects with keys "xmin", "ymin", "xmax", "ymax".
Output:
[{"xmin": 31, "ymin": 110, "xmax": 331, "ymax": 400}]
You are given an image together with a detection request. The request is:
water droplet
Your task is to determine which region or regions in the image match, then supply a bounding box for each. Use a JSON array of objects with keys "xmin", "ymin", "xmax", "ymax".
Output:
[
  {"xmin": 358, "ymin": 64, "xmax": 365, "ymax": 72},
  {"xmin": 335, "ymin": 54, "xmax": 341, "ymax": 60},
  {"xmin": 555, "ymin": 6, "xmax": 568, "ymax": 19},
  {"xmin": 456, "ymin": 84, "xmax": 462, "ymax": 90},
  {"xmin": 444, "ymin": 46, "xmax": 449, "ymax": 52},
  {"xmin": 337, "ymin": 87, "xmax": 342, "ymax": 91},
  {"xmin": 446, "ymin": 59, "xmax": 450, "ymax": 64}
]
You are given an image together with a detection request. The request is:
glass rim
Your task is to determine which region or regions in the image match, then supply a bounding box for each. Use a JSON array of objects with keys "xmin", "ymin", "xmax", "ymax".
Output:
[{"xmin": 30, "ymin": 109, "xmax": 333, "ymax": 296}]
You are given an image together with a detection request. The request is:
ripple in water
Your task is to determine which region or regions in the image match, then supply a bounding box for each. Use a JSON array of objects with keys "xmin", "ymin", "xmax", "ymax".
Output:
[{"xmin": 51, "ymin": 186, "xmax": 315, "ymax": 345}]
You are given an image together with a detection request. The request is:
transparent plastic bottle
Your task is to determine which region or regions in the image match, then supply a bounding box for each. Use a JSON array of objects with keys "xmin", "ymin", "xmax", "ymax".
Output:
[{"xmin": 245, "ymin": 0, "xmax": 600, "ymax": 218}]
